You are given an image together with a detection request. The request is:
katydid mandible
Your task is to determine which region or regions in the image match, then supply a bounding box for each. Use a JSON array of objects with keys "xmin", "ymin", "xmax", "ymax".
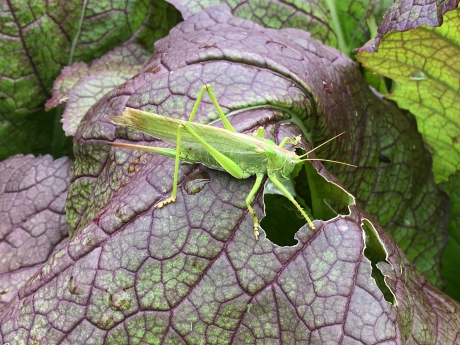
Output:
[{"xmin": 109, "ymin": 85, "xmax": 354, "ymax": 239}]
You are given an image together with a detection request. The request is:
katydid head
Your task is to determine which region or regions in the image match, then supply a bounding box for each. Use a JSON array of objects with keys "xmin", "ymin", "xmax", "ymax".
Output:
[
  {"xmin": 267, "ymin": 132, "xmax": 356, "ymax": 180},
  {"xmin": 266, "ymin": 146, "xmax": 299, "ymax": 179},
  {"xmin": 280, "ymin": 155, "xmax": 300, "ymax": 179}
]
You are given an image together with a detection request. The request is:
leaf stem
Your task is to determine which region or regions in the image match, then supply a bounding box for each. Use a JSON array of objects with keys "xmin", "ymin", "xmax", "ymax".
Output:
[
  {"xmin": 68, "ymin": 0, "xmax": 88, "ymax": 65},
  {"xmin": 325, "ymin": 0, "xmax": 349, "ymax": 56}
]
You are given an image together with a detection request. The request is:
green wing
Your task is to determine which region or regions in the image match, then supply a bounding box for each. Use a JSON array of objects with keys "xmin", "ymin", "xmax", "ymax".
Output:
[
  {"xmin": 110, "ymin": 108, "xmax": 183, "ymax": 144},
  {"xmin": 110, "ymin": 108, "xmax": 268, "ymax": 175}
]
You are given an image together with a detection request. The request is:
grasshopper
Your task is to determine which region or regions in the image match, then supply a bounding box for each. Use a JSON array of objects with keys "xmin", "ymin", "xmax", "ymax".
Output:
[{"xmin": 110, "ymin": 85, "xmax": 354, "ymax": 239}]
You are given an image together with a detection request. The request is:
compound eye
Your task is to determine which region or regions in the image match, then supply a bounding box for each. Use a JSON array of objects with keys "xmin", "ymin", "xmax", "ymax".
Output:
[{"xmin": 290, "ymin": 160, "xmax": 296, "ymax": 166}]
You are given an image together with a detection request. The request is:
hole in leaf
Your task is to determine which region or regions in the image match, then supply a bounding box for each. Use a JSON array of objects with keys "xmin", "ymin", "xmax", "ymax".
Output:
[
  {"xmin": 362, "ymin": 219, "xmax": 396, "ymax": 304},
  {"xmin": 182, "ymin": 170, "xmax": 211, "ymax": 195},
  {"xmin": 379, "ymin": 154, "xmax": 391, "ymax": 163},
  {"xmin": 262, "ymin": 150, "xmax": 354, "ymax": 246},
  {"xmin": 262, "ymin": 193, "xmax": 306, "ymax": 246}
]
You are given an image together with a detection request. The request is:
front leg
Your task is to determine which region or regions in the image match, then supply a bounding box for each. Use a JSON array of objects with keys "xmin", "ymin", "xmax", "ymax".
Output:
[
  {"xmin": 278, "ymin": 135, "xmax": 302, "ymax": 148},
  {"xmin": 268, "ymin": 172, "xmax": 315, "ymax": 231}
]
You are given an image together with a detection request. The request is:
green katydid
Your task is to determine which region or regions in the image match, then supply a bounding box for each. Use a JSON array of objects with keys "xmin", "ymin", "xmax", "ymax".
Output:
[{"xmin": 109, "ymin": 85, "xmax": 355, "ymax": 239}]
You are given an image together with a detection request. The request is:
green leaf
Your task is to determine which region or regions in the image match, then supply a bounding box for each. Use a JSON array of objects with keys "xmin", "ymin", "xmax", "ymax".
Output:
[
  {"xmin": 440, "ymin": 172, "xmax": 460, "ymax": 301},
  {"xmin": 357, "ymin": 8, "xmax": 460, "ymax": 182},
  {"xmin": 0, "ymin": 0, "xmax": 180, "ymax": 159}
]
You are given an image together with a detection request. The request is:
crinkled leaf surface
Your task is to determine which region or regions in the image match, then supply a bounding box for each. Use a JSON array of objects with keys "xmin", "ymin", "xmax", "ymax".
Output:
[
  {"xmin": 1, "ymin": 6, "xmax": 457, "ymax": 344},
  {"xmin": 69, "ymin": 1, "xmax": 446, "ymax": 291},
  {"xmin": 0, "ymin": 155, "xmax": 72, "ymax": 311},
  {"xmin": 378, "ymin": 0, "xmax": 459, "ymax": 36},
  {"xmin": 167, "ymin": 0, "xmax": 386, "ymax": 56},
  {"xmin": 46, "ymin": 43, "xmax": 151, "ymax": 136},
  {"xmin": 358, "ymin": 8, "xmax": 460, "ymax": 183},
  {"xmin": 0, "ymin": 0, "xmax": 181, "ymax": 159}
]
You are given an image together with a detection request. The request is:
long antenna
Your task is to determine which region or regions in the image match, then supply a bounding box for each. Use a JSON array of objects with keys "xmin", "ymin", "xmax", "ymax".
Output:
[
  {"xmin": 298, "ymin": 132, "xmax": 345, "ymax": 158},
  {"xmin": 301, "ymin": 158, "xmax": 357, "ymax": 168}
]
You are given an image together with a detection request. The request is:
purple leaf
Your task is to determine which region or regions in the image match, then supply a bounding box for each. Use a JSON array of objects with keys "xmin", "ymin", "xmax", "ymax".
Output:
[
  {"xmin": 46, "ymin": 43, "xmax": 151, "ymax": 136},
  {"xmin": 0, "ymin": 155, "xmax": 72, "ymax": 311},
  {"xmin": 379, "ymin": 0, "xmax": 459, "ymax": 35},
  {"xmin": 1, "ymin": 6, "xmax": 458, "ymax": 343},
  {"xmin": 167, "ymin": 0, "xmax": 384, "ymax": 56},
  {"xmin": 361, "ymin": 0, "xmax": 459, "ymax": 50}
]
